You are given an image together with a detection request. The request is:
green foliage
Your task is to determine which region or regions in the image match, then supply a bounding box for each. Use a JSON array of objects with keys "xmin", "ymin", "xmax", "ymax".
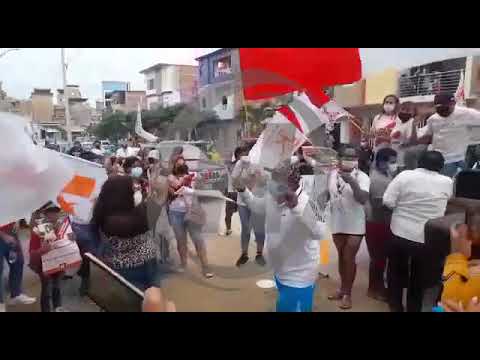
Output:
[
  {"xmin": 235, "ymin": 101, "xmax": 273, "ymax": 137},
  {"xmin": 92, "ymin": 103, "xmax": 220, "ymax": 141}
]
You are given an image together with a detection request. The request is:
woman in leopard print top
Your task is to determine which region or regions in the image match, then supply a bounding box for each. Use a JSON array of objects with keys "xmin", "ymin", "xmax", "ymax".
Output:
[{"xmin": 91, "ymin": 176, "xmax": 158, "ymax": 290}]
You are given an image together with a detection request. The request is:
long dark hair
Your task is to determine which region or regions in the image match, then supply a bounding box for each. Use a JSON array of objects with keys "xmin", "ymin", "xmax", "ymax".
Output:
[{"xmin": 91, "ymin": 176, "xmax": 135, "ymax": 228}]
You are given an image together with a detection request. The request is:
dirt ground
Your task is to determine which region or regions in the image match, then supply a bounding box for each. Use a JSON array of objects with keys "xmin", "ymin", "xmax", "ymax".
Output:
[{"xmin": 6, "ymin": 209, "xmax": 387, "ymax": 312}]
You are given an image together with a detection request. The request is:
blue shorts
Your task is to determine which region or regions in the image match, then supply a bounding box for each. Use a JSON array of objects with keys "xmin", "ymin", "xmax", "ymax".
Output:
[{"xmin": 275, "ymin": 277, "xmax": 315, "ymax": 312}]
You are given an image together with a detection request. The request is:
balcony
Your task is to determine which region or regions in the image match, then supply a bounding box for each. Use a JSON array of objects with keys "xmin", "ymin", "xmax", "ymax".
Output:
[{"xmin": 399, "ymin": 69, "xmax": 462, "ymax": 99}]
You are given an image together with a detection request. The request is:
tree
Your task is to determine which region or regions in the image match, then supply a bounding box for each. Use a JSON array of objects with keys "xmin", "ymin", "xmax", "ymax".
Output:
[
  {"xmin": 92, "ymin": 103, "xmax": 220, "ymax": 142},
  {"xmin": 235, "ymin": 101, "xmax": 273, "ymax": 138}
]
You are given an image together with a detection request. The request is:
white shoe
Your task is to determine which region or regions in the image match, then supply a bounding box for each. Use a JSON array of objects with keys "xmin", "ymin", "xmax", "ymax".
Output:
[
  {"xmin": 9, "ymin": 294, "xmax": 36, "ymax": 305},
  {"xmin": 0, "ymin": 303, "xmax": 5, "ymax": 312},
  {"xmin": 54, "ymin": 306, "xmax": 69, "ymax": 312}
]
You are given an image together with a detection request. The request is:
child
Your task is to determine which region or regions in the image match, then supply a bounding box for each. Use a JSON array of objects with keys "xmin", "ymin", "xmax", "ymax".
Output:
[
  {"xmin": 29, "ymin": 203, "xmax": 69, "ymax": 312},
  {"xmin": 238, "ymin": 163, "xmax": 326, "ymax": 312}
]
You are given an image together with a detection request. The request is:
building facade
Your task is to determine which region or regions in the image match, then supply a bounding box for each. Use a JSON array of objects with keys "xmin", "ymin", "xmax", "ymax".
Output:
[
  {"xmin": 331, "ymin": 55, "xmax": 480, "ymax": 145},
  {"xmin": 102, "ymin": 81, "xmax": 130, "ymax": 109},
  {"xmin": 110, "ymin": 90, "xmax": 147, "ymax": 113},
  {"xmin": 140, "ymin": 63, "xmax": 198, "ymax": 110},
  {"xmin": 31, "ymin": 88, "xmax": 54, "ymax": 124},
  {"xmin": 196, "ymin": 48, "xmax": 244, "ymax": 157}
]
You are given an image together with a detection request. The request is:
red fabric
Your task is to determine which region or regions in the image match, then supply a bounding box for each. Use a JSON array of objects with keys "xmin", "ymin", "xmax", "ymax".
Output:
[
  {"xmin": 239, "ymin": 48, "xmax": 362, "ymax": 103},
  {"xmin": 29, "ymin": 231, "xmax": 42, "ymax": 255},
  {"xmin": 277, "ymin": 105, "xmax": 304, "ymax": 133},
  {"xmin": 0, "ymin": 222, "xmax": 15, "ymax": 233}
]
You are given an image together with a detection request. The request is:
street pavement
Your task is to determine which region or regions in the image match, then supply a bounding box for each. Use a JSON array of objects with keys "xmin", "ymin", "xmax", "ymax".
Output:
[{"xmin": 6, "ymin": 207, "xmax": 388, "ymax": 312}]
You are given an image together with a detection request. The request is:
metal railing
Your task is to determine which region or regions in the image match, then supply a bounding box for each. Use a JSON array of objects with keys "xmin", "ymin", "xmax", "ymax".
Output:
[{"xmin": 398, "ymin": 69, "xmax": 463, "ymax": 98}]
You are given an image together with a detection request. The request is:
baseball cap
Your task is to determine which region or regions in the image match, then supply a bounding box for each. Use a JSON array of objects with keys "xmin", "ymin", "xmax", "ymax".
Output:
[{"xmin": 434, "ymin": 93, "xmax": 455, "ymax": 106}]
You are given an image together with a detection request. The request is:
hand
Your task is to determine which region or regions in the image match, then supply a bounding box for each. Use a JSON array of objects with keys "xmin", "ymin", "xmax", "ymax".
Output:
[
  {"xmin": 285, "ymin": 190, "xmax": 299, "ymax": 209},
  {"xmin": 441, "ymin": 297, "xmax": 480, "ymax": 312},
  {"xmin": 0, "ymin": 233, "xmax": 17, "ymax": 247},
  {"xmin": 142, "ymin": 287, "xmax": 176, "ymax": 312},
  {"xmin": 450, "ymin": 223, "xmax": 471, "ymax": 258},
  {"xmin": 174, "ymin": 186, "xmax": 185, "ymax": 196},
  {"xmin": 339, "ymin": 172, "xmax": 355, "ymax": 185}
]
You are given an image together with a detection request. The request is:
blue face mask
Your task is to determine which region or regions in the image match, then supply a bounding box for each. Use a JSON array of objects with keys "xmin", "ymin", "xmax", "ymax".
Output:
[{"xmin": 131, "ymin": 167, "xmax": 143, "ymax": 178}]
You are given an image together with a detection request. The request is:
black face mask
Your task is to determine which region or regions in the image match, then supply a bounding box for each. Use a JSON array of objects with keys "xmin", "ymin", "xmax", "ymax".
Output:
[
  {"xmin": 398, "ymin": 112, "xmax": 412, "ymax": 122},
  {"xmin": 436, "ymin": 106, "xmax": 452, "ymax": 118}
]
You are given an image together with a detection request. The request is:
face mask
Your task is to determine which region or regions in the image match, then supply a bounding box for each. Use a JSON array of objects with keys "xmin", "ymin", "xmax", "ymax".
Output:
[
  {"xmin": 398, "ymin": 112, "xmax": 412, "ymax": 122},
  {"xmin": 436, "ymin": 106, "xmax": 452, "ymax": 118},
  {"xmin": 131, "ymin": 167, "xmax": 143, "ymax": 178},
  {"xmin": 134, "ymin": 191, "xmax": 143, "ymax": 207},
  {"xmin": 383, "ymin": 103, "xmax": 395, "ymax": 113},
  {"xmin": 388, "ymin": 163, "xmax": 398, "ymax": 175},
  {"xmin": 360, "ymin": 141, "xmax": 368, "ymax": 148},
  {"xmin": 291, "ymin": 155, "xmax": 299, "ymax": 164}
]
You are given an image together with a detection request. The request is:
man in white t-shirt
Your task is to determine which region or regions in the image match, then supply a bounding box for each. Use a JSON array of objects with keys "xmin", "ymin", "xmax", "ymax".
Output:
[
  {"xmin": 238, "ymin": 162, "xmax": 327, "ymax": 312},
  {"xmin": 390, "ymin": 101, "xmax": 416, "ymax": 169},
  {"xmin": 383, "ymin": 150, "xmax": 453, "ymax": 312},
  {"xmin": 328, "ymin": 146, "xmax": 370, "ymax": 310},
  {"xmin": 417, "ymin": 94, "xmax": 480, "ymax": 177},
  {"xmin": 116, "ymin": 142, "xmax": 136, "ymax": 159}
]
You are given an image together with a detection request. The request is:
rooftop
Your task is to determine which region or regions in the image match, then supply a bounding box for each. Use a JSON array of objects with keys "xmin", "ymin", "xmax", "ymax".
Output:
[
  {"xmin": 139, "ymin": 62, "xmax": 197, "ymax": 74},
  {"xmin": 195, "ymin": 48, "xmax": 234, "ymax": 61}
]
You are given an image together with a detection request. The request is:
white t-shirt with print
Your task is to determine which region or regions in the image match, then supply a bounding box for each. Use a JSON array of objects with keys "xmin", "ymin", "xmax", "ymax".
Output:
[
  {"xmin": 329, "ymin": 169, "xmax": 370, "ymax": 235},
  {"xmin": 372, "ymin": 114, "xmax": 399, "ymax": 152},
  {"xmin": 424, "ymin": 106, "xmax": 480, "ymax": 164}
]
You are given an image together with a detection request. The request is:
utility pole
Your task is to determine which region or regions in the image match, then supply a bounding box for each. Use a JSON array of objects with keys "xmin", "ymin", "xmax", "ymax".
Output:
[{"xmin": 61, "ymin": 48, "xmax": 72, "ymax": 143}]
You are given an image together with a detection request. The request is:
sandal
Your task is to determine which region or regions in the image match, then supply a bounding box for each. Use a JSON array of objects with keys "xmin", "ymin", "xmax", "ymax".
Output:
[
  {"xmin": 203, "ymin": 267, "xmax": 214, "ymax": 279},
  {"xmin": 327, "ymin": 290, "xmax": 343, "ymax": 301},
  {"xmin": 339, "ymin": 295, "xmax": 352, "ymax": 310}
]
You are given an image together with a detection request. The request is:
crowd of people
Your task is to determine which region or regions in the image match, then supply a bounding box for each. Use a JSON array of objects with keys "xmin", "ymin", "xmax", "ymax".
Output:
[{"xmin": 2, "ymin": 91, "xmax": 480, "ymax": 313}]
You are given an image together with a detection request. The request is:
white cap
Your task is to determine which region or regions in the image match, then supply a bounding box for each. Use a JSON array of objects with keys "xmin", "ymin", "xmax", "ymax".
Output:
[{"xmin": 148, "ymin": 149, "xmax": 160, "ymax": 160}]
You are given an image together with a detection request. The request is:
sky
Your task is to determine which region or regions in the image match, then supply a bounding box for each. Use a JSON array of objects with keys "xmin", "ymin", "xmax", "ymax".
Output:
[{"xmin": 1, "ymin": 48, "xmax": 480, "ymax": 106}]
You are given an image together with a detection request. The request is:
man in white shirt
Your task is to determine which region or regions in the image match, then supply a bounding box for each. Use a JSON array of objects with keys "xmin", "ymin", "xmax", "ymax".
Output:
[
  {"xmin": 91, "ymin": 140, "xmax": 105, "ymax": 156},
  {"xmin": 238, "ymin": 163, "xmax": 327, "ymax": 312},
  {"xmin": 116, "ymin": 142, "xmax": 136, "ymax": 159},
  {"xmin": 383, "ymin": 151, "xmax": 453, "ymax": 312},
  {"xmin": 417, "ymin": 94, "xmax": 480, "ymax": 177}
]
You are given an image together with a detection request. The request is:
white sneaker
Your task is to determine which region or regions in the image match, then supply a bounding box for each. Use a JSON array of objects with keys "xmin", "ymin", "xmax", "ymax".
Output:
[
  {"xmin": 9, "ymin": 294, "xmax": 36, "ymax": 305},
  {"xmin": 54, "ymin": 306, "xmax": 69, "ymax": 312},
  {"xmin": 0, "ymin": 303, "xmax": 5, "ymax": 312}
]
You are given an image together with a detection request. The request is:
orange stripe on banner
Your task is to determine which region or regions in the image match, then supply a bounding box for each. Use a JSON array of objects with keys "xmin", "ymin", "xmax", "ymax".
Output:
[{"xmin": 62, "ymin": 175, "xmax": 96, "ymax": 198}]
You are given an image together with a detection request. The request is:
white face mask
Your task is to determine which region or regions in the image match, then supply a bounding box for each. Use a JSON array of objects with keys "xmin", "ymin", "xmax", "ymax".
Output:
[
  {"xmin": 291, "ymin": 155, "xmax": 299, "ymax": 164},
  {"xmin": 383, "ymin": 103, "xmax": 395, "ymax": 114},
  {"xmin": 131, "ymin": 167, "xmax": 143, "ymax": 178},
  {"xmin": 388, "ymin": 163, "xmax": 398, "ymax": 175},
  {"xmin": 134, "ymin": 191, "xmax": 143, "ymax": 207}
]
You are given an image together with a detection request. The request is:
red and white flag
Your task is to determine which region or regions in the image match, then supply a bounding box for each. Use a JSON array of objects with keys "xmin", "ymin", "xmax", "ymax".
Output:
[
  {"xmin": 239, "ymin": 48, "xmax": 362, "ymax": 107},
  {"xmin": 455, "ymin": 70, "xmax": 466, "ymax": 107},
  {"xmin": 287, "ymin": 92, "xmax": 353, "ymax": 135}
]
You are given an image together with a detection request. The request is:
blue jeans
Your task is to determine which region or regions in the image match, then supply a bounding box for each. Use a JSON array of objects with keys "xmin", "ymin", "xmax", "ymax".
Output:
[
  {"xmin": 275, "ymin": 277, "xmax": 315, "ymax": 312},
  {"xmin": 0, "ymin": 238, "xmax": 24, "ymax": 303},
  {"xmin": 441, "ymin": 161, "xmax": 465, "ymax": 178},
  {"xmin": 238, "ymin": 205, "xmax": 265, "ymax": 254},
  {"xmin": 168, "ymin": 210, "xmax": 207, "ymax": 268},
  {"xmin": 115, "ymin": 259, "xmax": 160, "ymax": 291}
]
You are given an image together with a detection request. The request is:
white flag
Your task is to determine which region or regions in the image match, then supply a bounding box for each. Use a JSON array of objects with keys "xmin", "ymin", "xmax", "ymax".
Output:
[
  {"xmin": 135, "ymin": 103, "xmax": 158, "ymax": 143},
  {"xmin": 249, "ymin": 111, "xmax": 308, "ymax": 169},
  {"xmin": 0, "ymin": 112, "xmax": 74, "ymax": 225},
  {"xmin": 57, "ymin": 154, "xmax": 108, "ymax": 222}
]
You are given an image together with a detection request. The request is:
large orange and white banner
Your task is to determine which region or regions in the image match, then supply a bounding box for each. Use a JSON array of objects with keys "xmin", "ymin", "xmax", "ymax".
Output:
[
  {"xmin": 0, "ymin": 112, "xmax": 107, "ymax": 224},
  {"xmin": 57, "ymin": 154, "xmax": 108, "ymax": 221}
]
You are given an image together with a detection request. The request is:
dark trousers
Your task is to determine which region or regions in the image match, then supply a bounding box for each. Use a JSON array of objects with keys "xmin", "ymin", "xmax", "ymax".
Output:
[
  {"xmin": 39, "ymin": 273, "xmax": 62, "ymax": 312},
  {"xmin": 0, "ymin": 239, "xmax": 24, "ymax": 302},
  {"xmin": 365, "ymin": 222, "xmax": 390, "ymax": 294},
  {"xmin": 387, "ymin": 235, "xmax": 426, "ymax": 312},
  {"xmin": 224, "ymin": 192, "xmax": 238, "ymax": 231}
]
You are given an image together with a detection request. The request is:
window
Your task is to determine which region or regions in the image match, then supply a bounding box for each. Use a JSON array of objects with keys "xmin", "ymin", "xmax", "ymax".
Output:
[
  {"xmin": 202, "ymin": 97, "xmax": 207, "ymax": 109},
  {"xmin": 221, "ymin": 96, "xmax": 228, "ymax": 110},
  {"xmin": 214, "ymin": 56, "xmax": 232, "ymax": 78},
  {"xmin": 147, "ymin": 79, "xmax": 154, "ymax": 90}
]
